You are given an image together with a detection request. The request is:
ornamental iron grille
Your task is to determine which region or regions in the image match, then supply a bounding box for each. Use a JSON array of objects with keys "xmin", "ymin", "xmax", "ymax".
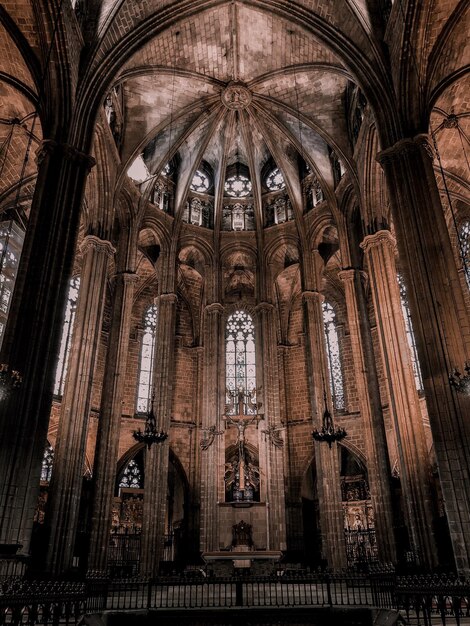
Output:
[
  {"xmin": 224, "ymin": 174, "xmax": 252, "ymax": 198},
  {"xmin": 397, "ymin": 273, "xmax": 424, "ymax": 392},
  {"xmin": 119, "ymin": 459, "xmax": 143, "ymax": 490},
  {"xmin": 190, "ymin": 170, "xmax": 210, "ymax": 193},
  {"xmin": 136, "ymin": 304, "xmax": 158, "ymax": 414},
  {"xmin": 266, "ymin": 167, "xmax": 286, "ymax": 191},
  {"xmin": 225, "ymin": 310, "xmax": 256, "ymax": 415},
  {"xmin": 322, "ymin": 301, "xmax": 345, "ymax": 410},
  {"xmin": 459, "ymin": 219, "xmax": 470, "ymax": 290},
  {"xmin": 40, "ymin": 442, "xmax": 54, "ymax": 483},
  {"xmin": 53, "ymin": 276, "xmax": 80, "ymax": 396}
]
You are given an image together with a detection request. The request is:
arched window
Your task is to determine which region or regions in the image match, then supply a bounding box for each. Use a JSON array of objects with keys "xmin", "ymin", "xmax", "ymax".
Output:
[
  {"xmin": 136, "ymin": 304, "xmax": 158, "ymax": 414},
  {"xmin": 397, "ymin": 273, "xmax": 424, "ymax": 392},
  {"xmin": 225, "ymin": 310, "xmax": 256, "ymax": 409},
  {"xmin": 459, "ymin": 219, "xmax": 470, "ymax": 290},
  {"xmin": 0, "ymin": 220, "xmax": 24, "ymax": 346},
  {"xmin": 119, "ymin": 459, "xmax": 143, "ymax": 489},
  {"xmin": 53, "ymin": 276, "xmax": 80, "ymax": 397},
  {"xmin": 41, "ymin": 442, "xmax": 54, "ymax": 483},
  {"xmin": 322, "ymin": 301, "xmax": 345, "ymax": 410}
]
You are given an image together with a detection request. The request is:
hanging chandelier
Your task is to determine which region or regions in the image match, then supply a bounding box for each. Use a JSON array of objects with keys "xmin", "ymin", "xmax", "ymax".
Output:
[
  {"xmin": 449, "ymin": 363, "xmax": 470, "ymax": 395},
  {"xmin": 133, "ymin": 399, "xmax": 168, "ymax": 449},
  {"xmin": 312, "ymin": 402, "xmax": 347, "ymax": 449}
]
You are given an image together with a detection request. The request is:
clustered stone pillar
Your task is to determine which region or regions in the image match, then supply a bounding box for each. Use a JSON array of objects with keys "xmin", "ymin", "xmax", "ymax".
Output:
[
  {"xmin": 199, "ymin": 303, "xmax": 224, "ymax": 553},
  {"xmin": 46, "ymin": 235, "xmax": 115, "ymax": 574},
  {"xmin": 256, "ymin": 302, "xmax": 287, "ymax": 551},
  {"xmin": 0, "ymin": 141, "xmax": 94, "ymax": 573},
  {"xmin": 87, "ymin": 270, "xmax": 138, "ymax": 573},
  {"xmin": 338, "ymin": 268, "xmax": 397, "ymax": 563},
  {"xmin": 140, "ymin": 293, "xmax": 178, "ymax": 577},
  {"xmin": 303, "ymin": 290, "xmax": 347, "ymax": 570},
  {"xmin": 361, "ymin": 230, "xmax": 439, "ymax": 568},
  {"xmin": 378, "ymin": 135, "xmax": 470, "ymax": 573}
]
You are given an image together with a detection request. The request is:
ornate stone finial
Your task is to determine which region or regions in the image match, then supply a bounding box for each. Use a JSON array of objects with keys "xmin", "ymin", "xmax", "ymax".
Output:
[{"xmin": 221, "ymin": 82, "xmax": 252, "ymax": 110}]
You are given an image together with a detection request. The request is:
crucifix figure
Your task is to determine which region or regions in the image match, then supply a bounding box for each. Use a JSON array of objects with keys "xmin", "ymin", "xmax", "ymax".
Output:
[{"xmin": 224, "ymin": 387, "xmax": 262, "ymax": 496}]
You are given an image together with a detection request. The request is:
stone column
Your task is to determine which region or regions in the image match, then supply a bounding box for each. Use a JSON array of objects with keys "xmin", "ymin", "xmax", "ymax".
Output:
[
  {"xmin": 361, "ymin": 232, "xmax": 439, "ymax": 568},
  {"xmin": 140, "ymin": 293, "xmax": 178, "ymax": 578},
  {"xmin": 45, "ymin": 235, "xmax": 115, "ymax": 574},
  {"xmin": 199, "ymin": 303, "xmax": 224, "ymax": 553},
  {"xmin": 256, "ymin": 302, "xmax": 287, "ymax": 551},
  {"xmin": 378, "ymin": 135, "xmax": 470, "ymax": 573},
  {"xmin": 303, "ymin": 290, "xmax": 347, "ymax": 570},
  {"xmin": 0, "ymin": 141, "xmax": 94, "ymax": 572},
  {"xmin": 338, "ymin": 268, "xmax": 397, "ymax": 563},
  {"xmin": 87, "ymin": 270, "xmax": 138, "ymax": 573}
]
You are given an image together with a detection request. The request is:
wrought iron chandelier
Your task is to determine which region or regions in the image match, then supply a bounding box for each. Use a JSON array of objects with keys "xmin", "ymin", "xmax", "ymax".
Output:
[
  {"xmin": 133, "ymin": 399, "xmax": 168, "ymax": 449},
  {"xmin": 312, "ymin": 396, "xmax": 347, "ymax": 448}
]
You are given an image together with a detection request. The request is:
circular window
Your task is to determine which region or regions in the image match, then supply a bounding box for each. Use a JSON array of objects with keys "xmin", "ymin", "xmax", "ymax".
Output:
[
  {"xmin": 266, "ymin": 167, "xmax": 285, "ymax": 191},
  {"xmin": 224, "ymin": 174, "xmax": 252, "ymax": 198},
  {"xmin": 190, "ymin": 170, "xmax": 211, "ymax": 193}
]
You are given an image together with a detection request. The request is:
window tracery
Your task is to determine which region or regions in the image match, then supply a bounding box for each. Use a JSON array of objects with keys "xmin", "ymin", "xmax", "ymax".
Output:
[
  {"xmin": 136, "ymin": 304, "xmax": 158, "ymax": 414},
  {"xmin": 190, "ymin": 170, "xmax": 211, "ymax": 193},
  {"xmin": 225, "ymin": 310, "xmax": 256, "ymax": 411},
  {"xmin": 322, "ymin": 301, "xmax": 345, "ymax": 410},
  {"xmin": 224, "ymin": 174, "xmax": 252, "ymax": 198},
  {"xmin": 222, "ymin": 203, "xmax": 255, "ymax": 231},
  {"xmin": 53, "ymin": 276, "xmax": 80, "ymax": 397},
  {"xmin": 119, "ymin": 459, "xmax": 143, "ymax": 489},
  {"xmin": 0, "ymin": 220, "xmax": 23, "ymax": 346},
  {"xmin": 266, "ymin": 167, "xmax": 286, "ymax": 191},
  {"xmin": 397, "ymin": 273, "xmax": 424, "ymax": 392},
  {"xmin": 41, "ymin": 443, "xmax": 54, "ymax": 483},
  {"xmin": 459, "ymin": 219, "xmax": 470, "ymax": 290}
]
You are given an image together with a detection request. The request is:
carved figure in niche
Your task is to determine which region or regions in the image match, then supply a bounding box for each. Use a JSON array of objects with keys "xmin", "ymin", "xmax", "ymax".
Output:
[{"xmin": 231, "ymin": 520, "xmax": 254, "ymax": 548}]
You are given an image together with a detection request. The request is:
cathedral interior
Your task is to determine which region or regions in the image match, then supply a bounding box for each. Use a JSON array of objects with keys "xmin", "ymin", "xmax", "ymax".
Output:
[{"xmin": 0, "ymin": 0, "xmax": 469, "ymax": 583}]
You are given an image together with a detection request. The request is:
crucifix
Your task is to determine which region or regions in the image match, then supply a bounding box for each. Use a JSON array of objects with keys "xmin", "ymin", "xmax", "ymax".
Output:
[{"xmin": 224, "ymin": 387, "xmax": 263, "ymax": 495}]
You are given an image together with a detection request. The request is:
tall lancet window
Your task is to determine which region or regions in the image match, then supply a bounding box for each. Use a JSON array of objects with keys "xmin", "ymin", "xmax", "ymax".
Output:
[
  {"xmin": 459, "ymin": 219, "xmax": 470, "ymax": 290},
  {"xmin": 322, "ymin": 301, "xmax": 345, "ymax": 410},
  {"xmin": 0, "ymin": 220, "xmax": 24, "ymax": 347},
  {"xmin": 397, "ymin": 273, "xmax": 424, "ymax": 392},
  {"xmin": 225, "ymin": 310, "xmax": 256, "ymax": 414},
  {"xmin": 136, "ymin": 304, "xmax": 158, "ymax": 414},
  {"xmin": 53, "ymin": 276, "xmax": 80, "ymax": 397}
]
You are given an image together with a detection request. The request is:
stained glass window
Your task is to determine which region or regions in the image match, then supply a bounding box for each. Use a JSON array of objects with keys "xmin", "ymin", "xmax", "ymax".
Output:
[
  {"xmin": 225, "ymin": 311, "xmax": 256, "ymax": 414},
  {"xmin": 136, "ymin": 304, "xmax": 158, "ymax": 413},
  {"xmin": 322, "ymin": 301, "xmax": 345, "ymax": 410},
  {"xmin": 41, "ymin": 442, "xmax": 54, "ymax": 483},
  {"xmin": 53, "ymin": 276, "xmax": 80, "ymax": 397},
  {"xmin": 0, "ymin": 221, "xmax": 24, "ymax": 347},
  {"xmin": 224, "ymin": 174, "xmax": 252, "ymax": 198},
  {"xmin": 190, "ymin": 170, "xmax": 210, "ymax": 193},
  {"xmin": 459, "ymin": 220, "xmax": 470, "ymax": 290},
  {"xmin": 119, "ymin": 459, "xmax": 143, "ymax": 489},
  {"xmin": 266, "ymin": 167, "xmax": 286, "ymax": 191},
  {"xmin": 397, "ymin": 273, "xmax": 424, "ymax": 392}
]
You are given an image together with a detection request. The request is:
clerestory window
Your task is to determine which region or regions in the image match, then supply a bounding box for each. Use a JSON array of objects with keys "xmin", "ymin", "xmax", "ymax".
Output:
[
  {"xmin": 53, "ymin": 276, "xmax": 80, "ymax": 397},
  {"xmin": 459, "ymin": 219, "xmax": 470, "ymax": 290},
  {"xmin": 136, "ymin": 304, "xmax": 158, "ymax": 414},
  {"xmin": 322, "ymin": 301, "xmax": 345, "ymax": 410},
  {"xmin": 397, "ymin": 273, "xmax": 424, "ymax": 392},
  {"xmin": 225, "ymin": 310, "xmax": 256, "ymax": 414}
]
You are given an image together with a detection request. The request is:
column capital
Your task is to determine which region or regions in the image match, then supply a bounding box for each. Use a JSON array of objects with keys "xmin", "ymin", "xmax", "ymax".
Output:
[
  {"xmin": 302, "ymin": 290, "xmax": 324, "ymax": 303},
  {"xmin": 338, "ymin": 268, "xmax": 355, "ymax": 283},
  {"xmin": 360, "ymin": 229, "xmax": 397, "ymax": 255},
  {"xmin": 111, "ymin": 270, "xmax": 139, "ymax": 285},
  {"xmin": 255, "ymin": 301, "xmax": 274, "ymax": 313},
  {"xmin": 156, "ymin": 293, "xmax": 178, "ymax": 305},
  {"xmin": 377, "ymin": 134, "xmax": 434, "ymax": 165},
  {"xmin": 204, "ymin": 302, "xmax": 224, "ymax": 316},
  {"xmin": 36, "ymin": 139, "xmax": 96, "ymax": 172},
  {"xmin": 79, "ymin": 235, "xmax": 115, "ymax": 258}
]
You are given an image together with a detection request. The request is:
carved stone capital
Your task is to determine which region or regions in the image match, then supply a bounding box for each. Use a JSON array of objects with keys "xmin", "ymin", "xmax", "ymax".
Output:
[
  {"xmin": 338, "ymin": 268, "xmax": 355, "ymax": 284},
  {"xmin": 156, "ymin": 293, "xmax": 178, "ymax": 305},
  {"xmin": 255, "ymin": 301, "xmax": 274, "ymax": 313},
  {"xmin": 377, "ymin": 134, "xmax": 434, "ymax": 166},
  {"xmin": 80, "ymin": 235, "xmax": 115, "ymax": 258},
  {"xmin": 35, "ymin": 139, "xmax": 96, "ymax": 172},
  {"xmin": 360, "ymin": 229, "xmax": 397, "ymax": 255},
  {"xmin": 302, "ymin": 290, "xmax": 324, "ymax": 303},
  {"xmin": 111, "ymin": 270, "xmax": 139, "ymax": 286},
  {"xmin": 204, "ymin": 302, "xmax": 224, "ymax": 316}
]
